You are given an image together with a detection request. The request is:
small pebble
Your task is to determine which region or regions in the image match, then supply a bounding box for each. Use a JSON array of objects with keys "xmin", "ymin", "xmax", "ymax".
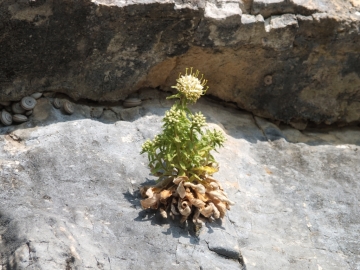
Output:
[
  {"xmin": 53, "ymin": 98, "xmax": 62, "ymax": 109},
  {"xmin": 0, "ymin": 110, "xmax": 12, "ymax": 126},
  {"xmin": 13, "ymin": 114, "xmax": 28, "ymax": 123},
  {"xmin": 91, "ymin": 107, "xmax": 103, "ymax": 118},
  {"xmin": 21, "ymin": 96, "xmax": 37, "ymax": 110},
  {"xmin": 31, "ymin": 92, "xmax": 42, "ymax": 99},
  {"xmin": 63, "ymin": 100, "xmax": 74, "ymax": 114},
  {"xmin": 123, "ymin": 98, "xmax": 142, "ymax": 108},
  {"xmin": 12, "ymin": 102, "xmax": 26, "ymax": 114}
]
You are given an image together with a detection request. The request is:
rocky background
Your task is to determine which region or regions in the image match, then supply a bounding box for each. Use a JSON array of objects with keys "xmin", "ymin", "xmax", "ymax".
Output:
[
  {"xmin": 1, "ymin": 0, "xmax": 360, "ymax": 126},
  {"xmin": 0, "ymin": 90, "xmax": 360, "ymax": 269},
  {"xmin": 1, "ymin": 1, "xmax": 360, "ymax": 269}
]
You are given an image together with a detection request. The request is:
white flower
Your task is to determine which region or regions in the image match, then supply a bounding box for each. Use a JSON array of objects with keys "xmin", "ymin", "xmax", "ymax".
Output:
[{"xmin": 172, "ymin": 68, "xmax": 208, "ymax": 103}]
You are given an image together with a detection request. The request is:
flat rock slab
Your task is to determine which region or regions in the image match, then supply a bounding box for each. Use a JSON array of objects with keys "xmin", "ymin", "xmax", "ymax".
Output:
[{"xmin": 0, "ymin": 91, "xmax": 359, "ymax": 269}]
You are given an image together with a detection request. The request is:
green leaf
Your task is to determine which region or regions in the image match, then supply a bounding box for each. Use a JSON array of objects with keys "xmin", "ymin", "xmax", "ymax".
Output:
[
  {"xmin": 166, "ymin": 94, "xmax": 180, "ymax": 100},
  {"xmin": 179, "ymin": 161, "xmax": 187, "ymax": 171}
]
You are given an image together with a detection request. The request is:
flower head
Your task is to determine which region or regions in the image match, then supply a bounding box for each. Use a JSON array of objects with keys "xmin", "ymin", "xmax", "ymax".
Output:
[
  {"xmin": 163, "ymin": 106, "xmax": 181, "ymax": 124},
  {"xmin": 211, "ymin": 129, "xmax": 226, "ymax": 146},
  {"xmin": 191, "ymin": 112, "xmax": 206, "ymax": 128},
  {"xmin": 141, "ymin": 139, "xmax": 154, "ymax": 153},
  {"xmin": 171, "ymin": 68, "xmax": 208, "ymax": 103}
]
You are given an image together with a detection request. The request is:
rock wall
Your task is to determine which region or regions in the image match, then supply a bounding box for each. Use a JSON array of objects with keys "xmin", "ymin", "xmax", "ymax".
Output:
[{"xmin": 1, "ymin": 0, "xmax": 360, "ymax": 125}]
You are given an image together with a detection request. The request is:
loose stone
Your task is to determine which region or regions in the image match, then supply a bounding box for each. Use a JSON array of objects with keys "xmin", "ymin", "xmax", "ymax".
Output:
[
  {"xmin": 12, "ymin": 102, "xmax": 26, "ymax": 114},
  {"xmin": 0, "ymin": 109, "xmax": 12, "ymax": 125},
  {"xmin": 123, "ymin": 98, "xmax": 142, "ymax": 108},
  {"xmin": 25, "ymin": 110, "xmax": 33, "ymax": 116},
  {"xmin": 21, "ymin": 97, "xmax": 37, "ymax": 110},
  {"xmin": 63, "ymin": 100, "xmax": 74, "ymax": 114},
  {"xmin": 31, "ymin": 92, "xmax": 43, "ymax": 99},
  {"xmin": 91, "ymin": 107, "xmax": 103, "ymax": 118},
  {"xmin": 53, "ymin": 98, "xmax": 62, "ymax": 109},
  {"xmin": 12, "ymin": 114, "xmax": 28, "ymax": 123}
]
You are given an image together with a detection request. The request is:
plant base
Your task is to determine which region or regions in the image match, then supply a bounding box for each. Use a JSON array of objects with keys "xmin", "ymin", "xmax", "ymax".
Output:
[{"xmin": 140, "ymin": 176, "xmax": 234, "ymax": 223}]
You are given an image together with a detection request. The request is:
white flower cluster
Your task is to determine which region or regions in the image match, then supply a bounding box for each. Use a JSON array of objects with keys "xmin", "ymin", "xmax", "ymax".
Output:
[
  {"xmin": 164, "ymin": 107, "xmax": 181, "ymax": 124},
  {"xmin": 191, "ymin": 112, "xmax": 206, "ymax": 128},
  {"xmin": 172, "ymin": 68, "xmax": 208, "ymax": 103},
  {"xmin": 141, "ymin": 139, "xmax": 154, "ymax": 153}
]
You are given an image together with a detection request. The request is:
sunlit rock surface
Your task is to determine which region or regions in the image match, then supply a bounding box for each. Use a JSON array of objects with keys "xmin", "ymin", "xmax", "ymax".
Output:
[{"xmin": 0, "ymin": 90, "xmax": 359, "ymax": 269}]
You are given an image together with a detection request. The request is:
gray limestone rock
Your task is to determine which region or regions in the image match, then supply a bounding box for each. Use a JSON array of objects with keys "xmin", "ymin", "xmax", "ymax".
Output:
[{"xmin": 0, "ymin": 92, "xmax": 359, "ymax": 269}]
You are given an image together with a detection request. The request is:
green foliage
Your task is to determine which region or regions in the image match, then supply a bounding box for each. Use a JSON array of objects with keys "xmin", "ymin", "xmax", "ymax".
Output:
[{"xmin": 141, "ymin": 68, "xmax": 225, "ymax": 182}]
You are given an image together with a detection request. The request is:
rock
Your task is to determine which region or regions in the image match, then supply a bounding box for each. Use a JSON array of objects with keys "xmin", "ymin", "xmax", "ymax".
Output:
[
  {"xmin": 119, "ymin": 107, "xmax": 141, "ymax": 121},
  {"xmin": 0, "ymin": 92, "xmax": 360, "ymax": 269},
  {"xmin": 12, "ymin": 114, "xmax": 28, "ymax": 123},
  {"xmin": 251, "ymin": 0, "xmax": 318, "ymax": 18},
  {"xmin": 0, "ymin": 0, "xmax": 359, "ymax": 125},
  {"xmin": 90, "ymin": 107, "xmax": 104, "ymax": 118},
  {"xmin": 63, "ymin": 100, "xmax": 74, "ymax": 115},
  {"xmin": 289, "ymin": 119, "xmax": 308, "ymax": 130},
  {"xmin": 138, "ymin": 88, "xmax": 161, "ymax": 101},
  {"xmin": 12, "ymin": 102, "xmax": 26, "ymax": 114},
  {"xmin": 254, "ymin": 116, "xmax": 285, "ymax": 141},
  {"xmin": 101, "ymin": 109, "xmax": 118, "ymax": 122},
  {"xmin": 31, "ymin": 92, "xmax": 43, "ymax": 99},
  {"xmin": 32, "ymin": 98, "xmax": 57, "ymax": 123},
  {"xmin": 52, "ymin": 98, "xmax": 62, "ymax": 109},
  {"xmin": 123, "ymin": 98, "xmax": 142, "ymax": 108},
  {"xmin": 204, "ymin": 1, "xmax": 242, "ymax": 19},
  {"xmin": 8, "ymin": 244, "xmax": 31, "ymax": 269},
  {"xmin": 205, "ymin": 228, "xmax": 241, "ymax": 259}
]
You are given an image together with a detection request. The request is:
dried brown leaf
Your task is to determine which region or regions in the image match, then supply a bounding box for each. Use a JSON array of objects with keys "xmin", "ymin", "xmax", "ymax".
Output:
[
  {"xmin": 206, "ymin": 176, "xmax": 224, "ymax": 190},
  {"xmin": 173, "ymin": 176, "xmax": 188, "ymax": 185},
  {"xmin": 178, "ymin": 200, "xmax": 192, "ymax": 217},
  {"xmin": 177, "ymin": 181, "xmax": 186, "ymax": 199},
  {"xmin": 160, "ymin": 189, "xmax": 172, "ymax": 203},
  {"xmin": 190, "ymin": 198, "xmax": 206, "ymax": 209},
  {"xmin": 200, "ymin": 204, "xmax": 214, "ymax": 218},
  {"xmin": 208, "ymin": 190, "xmax": 235, "ymax": 205},
  {"xmin": 160, "ymin": 208, "xmax": 167, "ymax": 218},
  {"xmin": 145, "ymin": 187, "xmax": 154, "ymax": 198},
  {"xmin": 209, "ymin": 182, "xmax": 220, "ymax": 190},
  {"xmin": 184, "ymin": 182, "xmax": 206, "ymax": 194},
  {"xmin": 140, "ymin": 193, "xmax": 160, "ymax": 209},
  {"xmin": 209, "ymin": 202, "xmax": 220, "ymax": 219},
  {"xmin": 194, "ymin": 190, "xmax": 209, "ymax": 202},
  {"xmin": 185, "ymin": 190, "xmax": 194, "ymax": 200},
  {"xmin": 214, "ymin": 201, "xmax": 227, "ymax": 218}
]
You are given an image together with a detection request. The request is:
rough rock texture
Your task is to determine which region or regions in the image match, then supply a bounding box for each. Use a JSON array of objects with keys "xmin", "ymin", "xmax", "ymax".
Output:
[
  {"xmin": 0, "ymin": 90, "xmax": 360, "ymax": 269},
  {"xmin": 1, "ymin": 0, "xmax": 360, "ymax": 125}
]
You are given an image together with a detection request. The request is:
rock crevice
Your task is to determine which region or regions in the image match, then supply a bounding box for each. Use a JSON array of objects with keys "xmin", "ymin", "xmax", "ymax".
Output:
[{"xmin": 0, "ymin": 0, "xmax": 360, "ymax": 125}]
